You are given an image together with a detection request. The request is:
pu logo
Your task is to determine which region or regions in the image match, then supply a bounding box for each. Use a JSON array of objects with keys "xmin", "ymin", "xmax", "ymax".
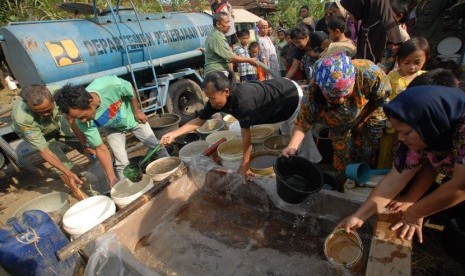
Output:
[{"xmin": 45, "ymin": 39, "xmax": 83, "ymax": 67}]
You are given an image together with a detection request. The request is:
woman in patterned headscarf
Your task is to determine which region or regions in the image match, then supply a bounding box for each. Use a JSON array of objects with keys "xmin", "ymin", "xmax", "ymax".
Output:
[{"xmin": 282, "ymin": 53, "xmax": 391, "ymax": 187}]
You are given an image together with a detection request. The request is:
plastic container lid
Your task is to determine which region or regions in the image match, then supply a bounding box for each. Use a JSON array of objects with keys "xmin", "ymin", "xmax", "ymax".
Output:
[
  {"xmin": 437, "ymin": 37, "xmax": 462, "ymax": 55},
  {"xmin": 62, "ymin": 195, "xmax": 116, "ymax": 235}
]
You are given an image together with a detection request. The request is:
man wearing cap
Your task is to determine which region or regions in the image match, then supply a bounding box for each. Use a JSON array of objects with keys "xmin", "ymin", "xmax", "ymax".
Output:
[{"xmin": 282, "ymin": 53, "xmax": 391, "ymax": 186}]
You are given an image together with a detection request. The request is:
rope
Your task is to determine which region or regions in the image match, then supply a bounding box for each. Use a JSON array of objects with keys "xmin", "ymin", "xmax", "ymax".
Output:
[
  {"xmin": 361, "ymin": 20, "xmax": 381, "ymax": 62},
  {"xmin": 15, "ymin": 227, "xmax": 43, "ymax": 256}
]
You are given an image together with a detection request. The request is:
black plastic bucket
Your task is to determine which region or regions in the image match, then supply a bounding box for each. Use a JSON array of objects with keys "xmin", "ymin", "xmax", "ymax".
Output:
[
  {"xmin": 148, "ymin": 113, "xmax": 181, "ymax": 138},
  {"xmin": 174, "ymin": 132, "xmax": 202, "ymax": 149},
  {"xmin": 274, "ymin": 156, "xmax": 323, "ymax": 204}
]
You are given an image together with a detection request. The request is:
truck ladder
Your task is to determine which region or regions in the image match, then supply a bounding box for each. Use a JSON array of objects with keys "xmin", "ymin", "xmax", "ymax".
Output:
[{"xmin": 101, "ymin": 0, "xmax": 159, "ymax": 113}]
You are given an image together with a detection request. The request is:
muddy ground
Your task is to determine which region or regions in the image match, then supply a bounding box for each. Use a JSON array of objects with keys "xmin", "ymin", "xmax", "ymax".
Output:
[{"xmin": 0, "ymin": 86, "xmax": 463, "ymax": 275}]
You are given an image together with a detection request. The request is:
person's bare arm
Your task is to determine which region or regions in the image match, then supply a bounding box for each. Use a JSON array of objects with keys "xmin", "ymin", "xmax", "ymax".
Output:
[
  {"xmin": 285, "ymin": 59, "xmax": 301, "ymax": 79},
  {"xmin": 336, "ymin": 166, "xmax": 420, "ymax": 233},
  {"xmin": 67, "ymin": 115, "xmax": 95, "ymax": 155},
  {"xmin": 130, "ymin": 88, "xmax": 147, "ymax": 124},
  {"xmin": 95, "ymin": 143, "xmax": 118, "ymax": 187},
  {"xmin": 230, "ymin": 55, "xmax": 259, "ymax": 67},
  {"xmin": 387, "ymin": 163, "xmax": 438, "ymax": 212},
  {"xmin": 281, "ymin": 126, "xmax": 306, "ymax": 157},
  {"xmin": 160, "ymin": 117, "xmax": 206, "ymax": 145},
  {"xmin": 39, "ymin": 147, "xmax": 82, "ymax": 188},
  {"xmin": 240, "ymin": 127, "xmax": 253, "ymax": 181}
]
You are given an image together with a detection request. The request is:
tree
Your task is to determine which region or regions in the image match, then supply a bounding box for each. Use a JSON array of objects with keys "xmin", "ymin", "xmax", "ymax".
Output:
[{"xmin": 269, "ymin": 0, "xmax": 329, "ymax": 30}]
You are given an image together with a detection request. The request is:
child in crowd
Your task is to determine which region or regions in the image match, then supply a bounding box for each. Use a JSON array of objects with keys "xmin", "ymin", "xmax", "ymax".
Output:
[
  {"xmin": 324, "ymin": 15, "xmax": 356, "ymax": 58},
  {"xmin": 280, "ymin": 30, "xmax": 305, "ymax": 81},
  {"xmin": 301, "ymin": 31, "xmax": 329, "ymax": 81},
  {"xmin": 234, "ymin": 29, "xmax": 257, "ymax": 82},
  {"xmin": 377, "ymin": 37, "xmax": 429, "ymax": 169},
  {"xmin": 249, "ymin": 42, "xmax": 266, "ymax": 81},
  {"xmin": 275, "ymin": 29, "xmax": 287, "ymax": 77},
  {"xmin": 388, "ymin": 37, "xmax": 429, "ymax": 101}
]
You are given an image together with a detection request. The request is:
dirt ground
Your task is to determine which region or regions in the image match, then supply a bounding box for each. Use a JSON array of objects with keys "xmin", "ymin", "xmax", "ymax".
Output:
[{"xmin": 0, "ymin": 87, "xmax": 464, "ymax": 275}]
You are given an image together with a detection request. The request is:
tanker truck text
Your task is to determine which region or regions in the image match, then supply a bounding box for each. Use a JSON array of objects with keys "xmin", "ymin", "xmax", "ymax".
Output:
[{"xmin": 83, "ymin": 24, "xmax": 213, "ymax": 56}]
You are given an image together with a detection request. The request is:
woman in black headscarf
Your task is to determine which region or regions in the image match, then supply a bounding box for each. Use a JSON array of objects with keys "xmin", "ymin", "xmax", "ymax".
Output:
[{"xmin": 336, "ymin": 85, "xmax": 465, "ymax": 243}]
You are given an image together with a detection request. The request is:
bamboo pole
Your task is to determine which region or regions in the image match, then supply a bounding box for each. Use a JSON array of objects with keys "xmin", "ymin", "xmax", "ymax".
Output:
[{"xmin": 57, "ymin": 166, "xmax": 187, "ymax": 261}]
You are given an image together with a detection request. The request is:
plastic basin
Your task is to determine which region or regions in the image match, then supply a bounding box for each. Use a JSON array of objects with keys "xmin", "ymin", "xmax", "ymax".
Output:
[
  {"xmin": 146, "ymin": 157, "xmax": 183, "ymax": 182},
  {"xmin": 263, "ymin": 135, "xmax": 290, "ymax": 151},
  {"xmin": 249, "ymin": 150, "xmax": 280, "ymax": 176},
  {"xmin": 205, "ymin": 130, "xmax": 236, "ymax": 146},
  {"xmin": 178, "ymin": 140, "xmax": 209, "ymax": 164},
  {"xmin": 197, "ymin": 119, "xmax": 224, "ymax": 139},
  {"xmin": 148, "ymin": 113, "xmax": 181, "ymax": 138},
  {"xmin": 13, "ymin": 192, "xmax": 70, "ymax": 224},
  {"xmin": 111, "ymin": 174, "xmax": 154, "ymax": 209}
]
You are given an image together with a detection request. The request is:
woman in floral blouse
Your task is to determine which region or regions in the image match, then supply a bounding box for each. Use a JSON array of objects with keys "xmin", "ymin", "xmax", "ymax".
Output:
[
  {"xmin": 282, "ymin": 53, "xmax": 391, "ymax": 186},
  {"xmin": 337, "ymin": 86, "xmax": 465, "ymax": 243}
]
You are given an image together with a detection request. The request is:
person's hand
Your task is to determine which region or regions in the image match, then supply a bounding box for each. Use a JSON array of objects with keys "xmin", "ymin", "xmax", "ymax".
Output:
[
  {"xmin": 386, "ymin": 195, "xmax": 415, "ymax": 213},
  {"xmin": 249, "ymin": 58, "xmax": 259, "ymax": 67},
  {"xmin": 83, "ymin": 147, "xmax": 96, "ymax": 156},
  {"xmin": 281, "ymin": 147, "xmax": 298, "ymax": 157},
  {"xmin": 160, "ymin": 132, "xmax": 176, "ymax": 145},
  {"xmin": 64, "ymin": 171, "xmax": 83, "ymax": 188},
  {"xmin": 109, "ymin": 176, "xmax": 119, "ymax": 188},
  {"xmin": 334, "ymin": 215, "xmax": 364, "ymax": 234},
  {"xmin": 391, "ymin": 209, "xmax": 424, "ymax": 243},
  {"xmin": 238, "ymin": 162, "xmax": 254, "ymax": 184},
  {"xmin": 135, "ymin": 110, "xmax": 147, "ymax": 124}
]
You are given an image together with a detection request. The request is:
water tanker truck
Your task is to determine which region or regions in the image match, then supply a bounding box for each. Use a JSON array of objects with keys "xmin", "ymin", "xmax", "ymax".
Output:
[{"xmin": 0, "ymin": 0, "xmax": 213, "ymax": 173}]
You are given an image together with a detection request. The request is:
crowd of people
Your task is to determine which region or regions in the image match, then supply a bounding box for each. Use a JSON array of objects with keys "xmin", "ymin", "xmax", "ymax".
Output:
[
  {"xmin": 163, "ymin": 0, "xmax": 463, "ymax": 245},
  {"xmin": 10, "ymin": 0, "xmax": 464, "ymax": 245}
]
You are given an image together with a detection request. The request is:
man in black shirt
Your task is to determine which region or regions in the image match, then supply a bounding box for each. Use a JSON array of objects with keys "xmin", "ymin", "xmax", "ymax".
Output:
[{"xmin": 160, "ymin": 71, "xmax": 317, "ymax": 179}]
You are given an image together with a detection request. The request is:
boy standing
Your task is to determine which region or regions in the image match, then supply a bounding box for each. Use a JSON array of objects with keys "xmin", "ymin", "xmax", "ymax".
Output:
[
  {"xmin": 323, "ymin": 15, "xmax": 356, "ymax": 58},
  {"xmin": 275, "ymin": 29, "xmax": 287, "ymax": 77},
  {"xmin": 234, "ymin": 29, "xmax": 257, "ymax": 82}
]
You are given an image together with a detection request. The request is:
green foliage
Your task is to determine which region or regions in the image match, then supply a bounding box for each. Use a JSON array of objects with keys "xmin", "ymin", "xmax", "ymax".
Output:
[
  {"xmin": 0, "ymin": 0, "xmax": 211, "ymax": 26},
  {"xmin": 270, "ymin": 0, "xmax": 331, "ymax": 30}
]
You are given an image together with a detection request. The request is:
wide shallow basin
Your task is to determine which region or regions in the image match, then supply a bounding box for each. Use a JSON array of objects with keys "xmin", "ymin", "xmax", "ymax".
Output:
[{"xmin": 105, "ymin": 168, "xmax": 372, "ymax": 275}]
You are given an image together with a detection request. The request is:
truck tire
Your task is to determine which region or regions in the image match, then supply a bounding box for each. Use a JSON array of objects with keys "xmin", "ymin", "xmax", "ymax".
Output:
[{"xmin": 166, "ymin": 79, "xmax": 205, "ymax": 124}]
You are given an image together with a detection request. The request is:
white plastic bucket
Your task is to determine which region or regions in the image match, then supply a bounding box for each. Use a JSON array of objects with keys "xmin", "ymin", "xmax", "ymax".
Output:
[
  {"xmin": 217, "ymin": 139, "xmax": 244, "ymax": 170},
  {"xmin": 228, "ymin": 121, "xmax": 242, "ymax": 138},
  {"xmin": 110, "ymin": 174, "xmax": 154, "ymax": 209},
  {"xmin": 205, "ymin": 130, "xmax": 236, "ymax": 146},
  {"xmin": 178, "ymin": 140, "xmax": 209, "ymax": 163},
  {"xmin": 62, "ymin": 195, "xmax": 116, "ymax": 238},
  {"xmin": 146, "ymin": 157, "xmax": 183, "ymax": 182},
  {"xmin": 251, "ymin": 126, "xmax": 275, "ymax": 151}
]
